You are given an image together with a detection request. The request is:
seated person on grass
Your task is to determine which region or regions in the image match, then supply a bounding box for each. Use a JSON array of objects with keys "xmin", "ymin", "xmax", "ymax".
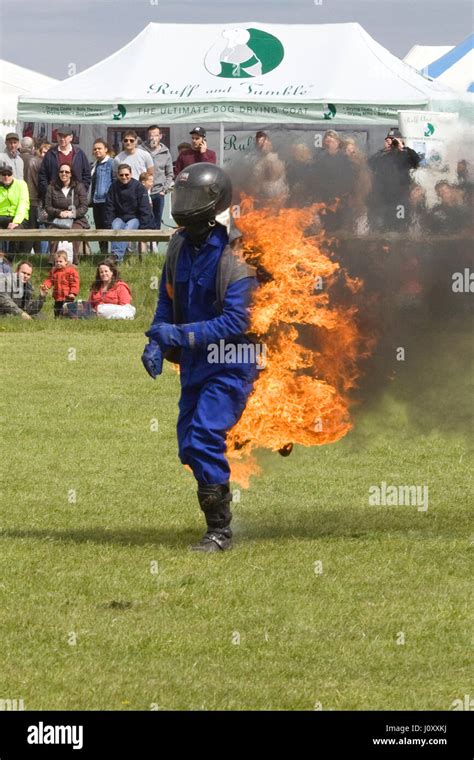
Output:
[
  {"xmin": 0, "ymin": 260, "xmax": 45, "ymax": 319},
  {"xmin": 88, "ymin": 259, "xmax": 135, "ymax": 320}
]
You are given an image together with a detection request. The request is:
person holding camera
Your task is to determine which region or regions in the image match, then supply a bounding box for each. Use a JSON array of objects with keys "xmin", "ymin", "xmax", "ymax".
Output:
[{"xmin": 369, "ymin": 128, "xmax": 421, "ymax": 231}]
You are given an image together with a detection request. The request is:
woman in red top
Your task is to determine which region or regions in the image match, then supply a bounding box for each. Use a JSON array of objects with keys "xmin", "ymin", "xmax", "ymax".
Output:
[
  {"xmin": 40, "ymin": 250, "xmax": 80, "ymax": 317},
  {"xmin": 88, "ymin": 259, "xmax": 136, "ymax": 320}
]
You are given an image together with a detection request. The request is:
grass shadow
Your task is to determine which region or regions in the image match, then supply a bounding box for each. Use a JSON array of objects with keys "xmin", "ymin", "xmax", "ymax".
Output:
[{"xmin": 0, "ymin": 504, "xmax": 460, "ymax": 550}]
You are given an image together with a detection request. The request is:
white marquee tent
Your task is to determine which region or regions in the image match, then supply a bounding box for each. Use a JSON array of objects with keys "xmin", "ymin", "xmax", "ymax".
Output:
[
  {"xmin": 405, "ymin": 34, "xmax": 474, "ymax": 93},
  {"xmin": 424, "ymin": 34, "xmax": 474, "ymax": 93},
  {"xmin": 404, "ymin": 46, "xmax": 454, "ymax": 71},
  {"xmin": 0, "ymin": 59, "xmax": 58, "ymax": 146},
  {"xmin": 18, "ymin": 22, "xmax": 472, "ymax": 127}
]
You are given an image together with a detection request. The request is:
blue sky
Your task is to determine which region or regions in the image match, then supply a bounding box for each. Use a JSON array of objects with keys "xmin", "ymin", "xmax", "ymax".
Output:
[{"xmin": 1, "ymin": 0, "xmax": 472, "ymax": 78}]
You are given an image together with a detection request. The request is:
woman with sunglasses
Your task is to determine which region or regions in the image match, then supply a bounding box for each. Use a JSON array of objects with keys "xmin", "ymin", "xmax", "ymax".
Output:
[{"xmin": 45, "ymin": 166, "xmax": 90, "ymax": 263}]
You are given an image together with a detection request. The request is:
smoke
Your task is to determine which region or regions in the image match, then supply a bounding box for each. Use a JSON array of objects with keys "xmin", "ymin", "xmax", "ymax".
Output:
[
  {"xmin": 333, "ymin": 236, "xmax": 473, "ymax": 440},
  {"xmin": 229, "ymin": 129, "xmax": 473, "ymax": 443},
  {"xmin": 413, "ymin": 117, "xmax": 474, "ymax": 206}
]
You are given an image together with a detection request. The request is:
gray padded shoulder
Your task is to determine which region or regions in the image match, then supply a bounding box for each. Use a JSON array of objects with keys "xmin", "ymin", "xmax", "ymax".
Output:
[{"xmin": 164, "ymin": 232, "xmax": 256, "ymax": 321}]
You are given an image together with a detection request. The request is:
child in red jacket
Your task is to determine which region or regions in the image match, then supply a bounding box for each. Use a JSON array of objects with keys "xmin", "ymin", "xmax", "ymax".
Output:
[{"xmin": 40, "ymin": 251, "xmax": 80, "ymax": 317}]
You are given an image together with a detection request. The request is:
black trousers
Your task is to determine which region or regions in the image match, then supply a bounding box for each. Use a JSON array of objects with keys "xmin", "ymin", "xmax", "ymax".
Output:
[
  {"xmin": 92, "ymin": 204, "xmax": 108, "ymax": 254},
  {"xmin": 0, "ymin": 216, "xmax": 28, "ymax": 254},
  {"xmin": 27, "ymin": 205, "xmax": 43, "ymax": 254},
  {"xmin": 53, "ymin": 300, "xmax": 65, "ymax": 318}
]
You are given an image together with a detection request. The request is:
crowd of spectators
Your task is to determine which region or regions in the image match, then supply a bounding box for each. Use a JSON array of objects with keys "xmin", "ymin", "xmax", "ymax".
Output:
[
  {"xmin": 0, "ymin": 124, "xmax": 219, "ymax": 263},
  {"xmin": 238, "ymin": 127, "xmax": 472, "ymax": 236},
  {"xmin": 0, "ymin": 123, "xmax": 471, "ymax": 273},
  {"xmin": 0, "ymin": 124, "xmax": 219, "ymax": 320}
]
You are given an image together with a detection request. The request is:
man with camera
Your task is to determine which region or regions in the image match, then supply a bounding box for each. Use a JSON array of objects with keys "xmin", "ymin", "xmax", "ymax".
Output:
[{"xmin": 369, "ymin": 127, "xmax": 421, "ymax": 231}]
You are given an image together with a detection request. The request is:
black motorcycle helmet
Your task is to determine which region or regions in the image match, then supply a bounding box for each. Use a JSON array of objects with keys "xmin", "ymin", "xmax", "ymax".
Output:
[{"xmin": 171, "ymin": 162, "xmax": 232, "ymax": 228}]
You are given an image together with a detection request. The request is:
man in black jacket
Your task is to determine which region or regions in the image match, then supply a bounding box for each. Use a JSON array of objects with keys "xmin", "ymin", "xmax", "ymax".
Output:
[
  {"xmin": 311, "ymin": 130, "xmax": 356, "ymax": 231},
  {"xmin": 369, "ymin": 128, "xmax": 421, "ymax": 231},
  {"xmin": 38, "ymin": 128, "xmax": 91, "ymax": 201},
  {"xmin": 104, "ymin": 163, "xmax": 154, "ymax": 262}
]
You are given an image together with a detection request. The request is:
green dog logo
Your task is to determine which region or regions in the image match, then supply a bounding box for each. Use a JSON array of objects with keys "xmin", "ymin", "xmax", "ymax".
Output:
[
  {"xmin": 323, "ymin": 104, "xmax": 337, "ymax": 120},
  {"xmin": 113, "ymin": 104, "xmax": 127, "ymax": 121},
  {"xmin": 205, "ymin": 27, "xmax": 284, "ymax": 78}
]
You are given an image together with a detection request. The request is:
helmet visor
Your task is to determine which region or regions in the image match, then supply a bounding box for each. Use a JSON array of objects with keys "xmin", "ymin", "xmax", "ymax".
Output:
[{"xmin": 171, "ymin": 183, "xmax": 219, "ymax": 222}]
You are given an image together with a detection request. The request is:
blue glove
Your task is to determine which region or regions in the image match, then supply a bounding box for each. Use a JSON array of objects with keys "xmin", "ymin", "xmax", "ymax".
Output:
[
  {"xmin": 146, "ymin": 322, "xmax": 207, "ymax": 350},
  {"xmin": 141, "ymin": 341, "xmax": 164, "ymax": 379},
  {"xmin": 145, "ymin": 322, "xmax": 184, "ymax": 350}
]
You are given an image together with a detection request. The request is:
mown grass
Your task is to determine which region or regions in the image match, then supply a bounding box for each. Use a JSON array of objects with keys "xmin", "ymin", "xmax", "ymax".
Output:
[{"xmin": 0, "ymin": 262, "xmax": 472, "ymax": 710}]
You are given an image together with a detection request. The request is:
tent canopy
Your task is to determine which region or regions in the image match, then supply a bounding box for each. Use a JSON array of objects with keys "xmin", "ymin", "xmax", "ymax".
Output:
[
  {"xmin": 0, "ymin": 59, "xmax": 58, "ymax": 127},
  {"xmin": 404, "ymin": 45, "xmax": 454, "ymax": 71},
  {"xmin": 18, "ymin": 22, "xmax": 471, "ymax": 126},
  {"xmin": 425, "ymin": 33, "xmax": 474, "ymax": 93},
  {"xmin": 404, "ymin": 35, "xmax": 473, "ymax": 93}
]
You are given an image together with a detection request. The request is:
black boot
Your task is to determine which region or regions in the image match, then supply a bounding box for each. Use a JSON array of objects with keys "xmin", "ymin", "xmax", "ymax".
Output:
[{"xmin": 190, "ymin": 483, "xmax": 233, "ymax": 552}]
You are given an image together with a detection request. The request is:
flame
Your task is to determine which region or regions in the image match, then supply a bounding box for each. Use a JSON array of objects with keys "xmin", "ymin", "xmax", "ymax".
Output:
[{"xmin": 227, "ymin": 200, "xmax": 374, "ymax": 487}]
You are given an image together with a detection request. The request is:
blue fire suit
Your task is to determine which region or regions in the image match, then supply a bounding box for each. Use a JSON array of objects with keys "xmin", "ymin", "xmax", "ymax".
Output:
[{"xmin": 146, "ymin": 224, "xmax": 258, "ymax": 485}]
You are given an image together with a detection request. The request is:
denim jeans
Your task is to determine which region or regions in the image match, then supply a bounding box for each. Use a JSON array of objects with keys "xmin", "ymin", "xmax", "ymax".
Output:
[{"xmin": 110, "ymin": 217, "xmax": 140, "ymax": 261}]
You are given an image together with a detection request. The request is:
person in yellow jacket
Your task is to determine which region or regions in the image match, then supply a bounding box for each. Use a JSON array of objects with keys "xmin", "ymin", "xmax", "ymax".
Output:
[{"xmin": 0, "ymin": 163, "xmax": 30, "ymax": 253}]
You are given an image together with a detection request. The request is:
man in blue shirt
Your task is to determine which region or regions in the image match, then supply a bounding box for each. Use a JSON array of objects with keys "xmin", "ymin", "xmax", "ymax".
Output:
[{"xmin": 142, "ymin": 164, "xmax": 258, "ymax": 552}]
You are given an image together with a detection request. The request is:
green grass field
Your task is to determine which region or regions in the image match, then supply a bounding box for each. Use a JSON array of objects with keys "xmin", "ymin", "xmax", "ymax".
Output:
[{"xmin": 1, "ymin": 255, "xmax": 472, "ymax": 710}]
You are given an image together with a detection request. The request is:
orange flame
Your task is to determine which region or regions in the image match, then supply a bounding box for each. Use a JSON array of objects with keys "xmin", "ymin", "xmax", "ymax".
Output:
[{"xmin": 227, "ymin": 200, "xmax": 374, "ymax": 487}]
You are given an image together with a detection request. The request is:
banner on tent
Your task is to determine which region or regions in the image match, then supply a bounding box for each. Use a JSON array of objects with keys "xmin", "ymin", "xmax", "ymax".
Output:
[
  {"xmin": 399, "ymin": 110, "xmax": 459, "ymax": 167},
  {"xmin": 18, "ymin": 101, "xmax": 419, "ymax": 126},
  {"xmin": 398, "ymin": 110, "xmax": 459, "ymax": 140}
]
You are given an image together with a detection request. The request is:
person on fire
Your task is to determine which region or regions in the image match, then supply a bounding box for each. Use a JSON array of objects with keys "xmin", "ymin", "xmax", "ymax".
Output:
[{"xmin": 142, "ymin": 163, "xmax": 258, "ymax": 552}]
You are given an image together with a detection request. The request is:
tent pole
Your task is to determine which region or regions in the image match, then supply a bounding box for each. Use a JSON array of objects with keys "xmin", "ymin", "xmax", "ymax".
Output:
[{"xmin": 219, "ymin": 122, "xmax": 224, "ymax": 167}]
